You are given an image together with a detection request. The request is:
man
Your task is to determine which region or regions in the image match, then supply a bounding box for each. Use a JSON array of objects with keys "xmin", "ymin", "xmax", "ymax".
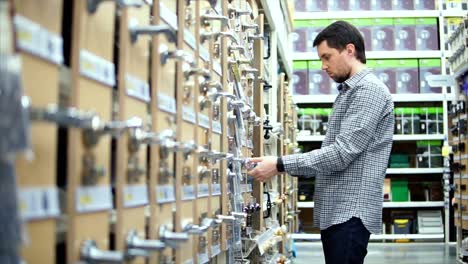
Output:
[{"xmin": 247, "ymin": 21, "xmax": 394, "ymax": 264}]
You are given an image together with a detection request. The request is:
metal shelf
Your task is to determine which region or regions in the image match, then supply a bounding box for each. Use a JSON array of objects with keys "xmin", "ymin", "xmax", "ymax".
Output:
[
  {"xmin": 294, "ymin": 10, "xmax": 466, "ymax": 20},
  {"xmin": 297, "ymin": 201, "xmax": 444, "ymax": 209},
  {"xmin": 297, "ymin": 134, "xmax": 445, "ymax": 142},
  {"xmin": 386, "ymin": 168, "xmax": 445, "ymax": 174},
  {"xmin": 293, "ymin": 51, "xmax": 443, "ymax": 60},
  {"xmin": 292, "ymin": 233, "xmax": 444, "ymax": 240},
  {"xmin": 293, "ymin": 93, "xmax": 450, "ymax": 104}
]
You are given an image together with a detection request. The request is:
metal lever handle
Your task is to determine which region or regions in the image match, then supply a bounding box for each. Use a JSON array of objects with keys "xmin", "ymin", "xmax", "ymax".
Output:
[
  {"xmin": 241, "ymin": 67, "xmax": 258, "ymax": 76},
  {"xmin": 183, "ymin": 222, "xmax": 207, "ymax": 235},
  {"xmin": 248, "ymin": 34, "xmax": 264, "ymax": 42},
  {"xmin": 159, "ymin": 225, "xmax": 189, "ymax": 248},
  {"xmin": 216, "ymin": 214, "xmax": 236, "ymax": 222},
  {"xmin": 227, "ymin": 5, "xmax": 252, "ymax": 18},
  {"xmin": 81, "ymin": 240, "xmax": 125, "ymax": 263},
  {"xmin": 159, "ymin": 44, "xmax": 195, "ymax": 66},
  {"xmin": 183, "ymin": 67, "xmax": 211, "ymax": 81},
  {"xmin": 201, "ymin": 218, "xmax": 222, "ymax": 228},
  {"xmin": 129, "ymin": 24, "xmax": 177, "ymax": 44},
  {"xmin": 126, "ymin": 230, "xmax": 165, "ymax": 252},
  {"xmin": 231, "ymin": 212, "xmax": 247, "ymax": 219},
  {"xmin": 200, "ymin": 80, "xmax": 223, "ymax": 93},
  {"xmin": 228, "ymin": 45, "xmax": 246, "ymax": 55},
  {"xmin": 200, "ymin": 13, "xmax": 229, "ymax": 28},
  {"xmin": 87, "ymin": 0, "xmax": 143, "ymax": 14},
  {"xmin": 216, "ymin": 32, "xmax": 239, "ymax": 45},
  {"xmin": 242, "ymin": 23, "xmax": 259, "ymax": 33}
]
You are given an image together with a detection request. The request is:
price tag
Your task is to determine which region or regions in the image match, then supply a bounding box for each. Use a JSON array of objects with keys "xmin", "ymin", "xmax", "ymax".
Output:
[
  {"xmin": 182, "ymin": 185, "xmax": 196, "ymax": 200},
  {"xmin": 123, "ymin": 184, "xmax": 148, "ymax": 208},
  {"xmin": 183, "ymin": 106, "xmax": 197, "ymax": 124},
  {"xmin": 76, "ymin": 186, "xmax": 112, "ymax": 213},
  {"xmin": 19, "ymin": 186, "xmax": 60, "ymax": 220},
  {"xmin": 160, "ymin": 3, "xmax": 178, "ymax": 30},
  {"xmin": 198, "ymin": 113, "xmax": 210, "ymax": 129},
  {"xmin": 79, "ymin": 50, "xmax": 115, "ymax": 87},
  {"xmin": 197, "ymin": 184, "xmax": 210, "ymax": 198},
  {"xmin": 126, "ymin": 74, "xmax": 150, "ymax": 102},
  {"xmin": 156, "ymin": 185, "xmax": 175, "ymax": 204},
  {"xmin": 14, "ymin": 15, "xmax": 63, "ymax": 65},
  {"xmin": 213, "ymin": 121, "xmax": 222, "ymax": 134},
  {"xmin": 158, "ymin": 93, "xmax": 177, "ymax": 114},
  {"xmin": 211, "ymin": 183, "xmax": 221, "ymax": 196}
]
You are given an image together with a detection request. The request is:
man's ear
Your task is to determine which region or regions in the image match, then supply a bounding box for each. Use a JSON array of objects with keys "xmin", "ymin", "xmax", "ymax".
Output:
[{"xmin": 346, "ymin": 43, "xmax": 355, "ymax": 56}]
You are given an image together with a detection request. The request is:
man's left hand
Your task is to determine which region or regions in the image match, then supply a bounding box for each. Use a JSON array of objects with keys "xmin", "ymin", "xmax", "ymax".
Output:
[{"xmin": 247, "ymin": 156, "xmax": 279, "ymax": 182}]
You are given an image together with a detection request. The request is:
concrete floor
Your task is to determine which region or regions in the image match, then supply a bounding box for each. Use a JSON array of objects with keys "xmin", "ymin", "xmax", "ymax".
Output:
[{"xmin": 294, "ymin": 242, "xmax": 457, "ymax": 264}]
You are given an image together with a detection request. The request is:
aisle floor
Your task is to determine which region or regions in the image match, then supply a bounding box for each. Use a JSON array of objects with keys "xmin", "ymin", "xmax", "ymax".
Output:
[{"xmin": 294, "ymin": 242, "xmax": 457, "ymax": 264}]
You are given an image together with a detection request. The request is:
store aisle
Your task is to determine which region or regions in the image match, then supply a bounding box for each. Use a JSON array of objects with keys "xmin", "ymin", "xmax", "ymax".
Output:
[{"xmin": 294, "ymin": 242, "xmax": 457, "ymax": 264}]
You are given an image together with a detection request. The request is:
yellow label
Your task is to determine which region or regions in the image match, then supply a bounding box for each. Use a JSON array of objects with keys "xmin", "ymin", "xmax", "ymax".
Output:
[
  {"xmin": 80, "ymin": 195, "xmax": 92, "ymax": 205},
  {"xmin": 442, "ymin": 145, "xmax": 451, "ymax": 157}
]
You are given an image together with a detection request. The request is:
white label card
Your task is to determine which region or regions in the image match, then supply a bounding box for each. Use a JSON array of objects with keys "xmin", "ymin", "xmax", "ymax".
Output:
[
  {"xmin": 197, "ymin": 253, "xmax": 209, "ymax": 264},
  {"xmin": 211, "ymin": 184, "xmax": 221, "ymax": 196},
  {"xmin": 213, "ymin": 121, "xmax": 222, "ymax": 134},
  {"xmin": 79, "ymin": 50, "xmax": 116, "ymax": 87},
  {"xmin": 197, "ymin": 184, "xmax": 210, "ymax": 198},
  {"xmin": 214, "ymin": 62, "xmax": 222, "ymax": 76},
  {"xmin": 126, "ymin": 74, "xmax": 150, "ymax": 102},
  {"xmin": 198, "ymin": 113, "xmax": 210, "ymax": 129},
  {"xmin": 200, "ymin": 46, "xmax": 210, "ymax": 62},
  {"xmin": 182, "ymin": 106, "xmax": 197, "ymax": 124},
  {"xmin": 156, "ymin": 185, "xmax": 176, "ymax": 204},
  {"xmin": 76, "ymin": 185, "xmax": 113, "ymax": 213},
  {"xmin": 159, "ymin": 3, "xmax": 178, "ymax": 30},
  {"xmin": 211, "ymin": 245, "xmax": 221, "ymax": 257},
  {"xmin": 19, "ymin": 186, "xmax": 60, "ymax": 220},
  {"xmin": 123, "ymin": 184, "xmax": 148, "ymax": 208},
  {"xmin": 184, "ymin": 30, "xmax": 197, "ymax": 49},
  {"xmin": 157, "ymin": 93, "xmax": 177, "ymax": 114},
  {"xmin": 182, "ymin": 185, "xmax": 196, "ymax": 200},
  {"xmin": 14, "ymin": 15, "xmax": 64, "ymax": 65}
]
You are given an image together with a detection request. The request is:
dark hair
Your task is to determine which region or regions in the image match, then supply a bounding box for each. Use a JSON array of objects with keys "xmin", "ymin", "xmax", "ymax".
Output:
[{"xmin": 313, "ymin": 20, "xmax": 367, "ymax": 63}]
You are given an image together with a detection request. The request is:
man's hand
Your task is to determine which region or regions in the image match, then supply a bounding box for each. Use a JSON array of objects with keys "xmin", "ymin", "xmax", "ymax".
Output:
[{"xmin": 247, "ymin": 156, "xmax": 279, "ymax": 182}]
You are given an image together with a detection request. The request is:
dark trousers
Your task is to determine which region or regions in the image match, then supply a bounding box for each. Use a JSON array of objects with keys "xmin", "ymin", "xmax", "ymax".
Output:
[{"xmin": 320, "ymin": 217, "xmax": 371, "ymax": 264}]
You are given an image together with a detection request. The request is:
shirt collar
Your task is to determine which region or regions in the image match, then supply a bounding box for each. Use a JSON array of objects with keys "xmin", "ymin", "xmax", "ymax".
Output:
[{"xmin": 337, "ymin": 68, "xmax": 372, "ymax": 93}]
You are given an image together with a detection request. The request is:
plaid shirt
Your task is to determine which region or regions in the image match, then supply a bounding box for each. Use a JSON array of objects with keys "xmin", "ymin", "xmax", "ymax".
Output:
[{"xmin": 284, "ymin": 68, "xmax": 394, "ymax": 234}]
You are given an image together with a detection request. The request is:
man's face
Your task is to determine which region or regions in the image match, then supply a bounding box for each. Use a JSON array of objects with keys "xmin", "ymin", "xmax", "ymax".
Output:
[{"xmin": 317, "ymin": 40, "xmax": 351, "ymax": 83}]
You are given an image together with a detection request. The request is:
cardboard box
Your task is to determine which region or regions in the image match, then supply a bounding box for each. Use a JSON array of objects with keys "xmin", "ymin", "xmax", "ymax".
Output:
[
  {"xmin": 328, "ymin": 0, "xmax": 350, "ymax": 11},
  {"xmin": 419, "ymin": 59, "xmax": 442, "ymax": 93},
  {"xmin": 293, "ymin": 20, "xmax": 331, "ymax": 53},
  {"xmin": 349, "ymin": 0, "xmax": 372, "ymax": 10},
  {"xmin": 295, "ymin": 0, "xmax": 328, "ymax": 11},
  {"xmin": 370, "ymin": 59, "xmax": 398, "ymax": 93},
  {"xmin": 415, "ymin": 18, "xmax": 439, "ymax": 50},
  {"xmin": 393, "ymin": 0, "xmax": 415, "ymax": 10},
  {"xmin": 396, "ymin": 59, "xmax": 419, "ymax": 93},
  {"xmin": 394, "ymin": 18, "xmax": 416, "ymax": 50},
  {"xmin": 372, "ymin": 18, "xmax": 395, "ymax": 51},
  {"xmin": 293, "ymin": 61, "xmax": 309, "ymax": 95},
  {"xmin": 371, "ymin": 0, "xmax": 393, "ymax": 10},
  {"xmin": 414, "ymin": 0, "xmax": 436, "ymax": 10}
]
